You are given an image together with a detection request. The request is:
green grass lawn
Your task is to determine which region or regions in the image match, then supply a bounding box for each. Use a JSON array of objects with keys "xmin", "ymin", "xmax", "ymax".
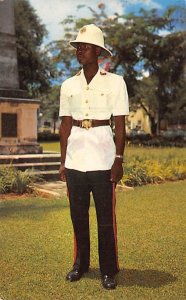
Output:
[
  {"xmin": 40, "ymin": 141, "xmax": 60, "ymax": 153},
  {"xmin": 0, "ymin": 180, "xmax": 186, "ymax": 300}
]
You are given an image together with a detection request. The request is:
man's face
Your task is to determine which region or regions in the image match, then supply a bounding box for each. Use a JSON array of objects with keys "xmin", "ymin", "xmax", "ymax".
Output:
[{"xmin": 76, "ymin": 43, "xmax": 100, "ymax": 65}]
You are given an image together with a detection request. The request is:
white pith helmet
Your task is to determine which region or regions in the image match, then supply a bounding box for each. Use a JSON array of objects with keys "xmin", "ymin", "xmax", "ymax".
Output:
[{"xmin": 70, "ymin": 24, "xmax": 112, "ymax": 57}]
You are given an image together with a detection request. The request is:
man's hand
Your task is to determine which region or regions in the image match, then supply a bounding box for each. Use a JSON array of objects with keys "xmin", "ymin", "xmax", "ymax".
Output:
[
  {"xmin": 110, "ymin": 159, "xmax": 123, "ymax": 183},
  {"xmin": 59, "ymin": 163, "xmax": 66, "ymax": 182}
]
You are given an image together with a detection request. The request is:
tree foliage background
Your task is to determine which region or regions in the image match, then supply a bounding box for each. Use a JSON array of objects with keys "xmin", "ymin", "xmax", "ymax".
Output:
[{"xmin": 14, "ymin": 0, "xmax": 55, "ymax": 97}]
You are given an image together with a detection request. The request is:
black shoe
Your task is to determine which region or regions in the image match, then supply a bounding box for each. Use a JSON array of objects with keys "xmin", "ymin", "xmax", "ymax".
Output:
[
  {"xmin": 101, "ymin": 275, "xmax": 117, "ymax": 289},
  {"xmin": 66, "ymin": 268, "xmax": 88, "ymax": 282}
]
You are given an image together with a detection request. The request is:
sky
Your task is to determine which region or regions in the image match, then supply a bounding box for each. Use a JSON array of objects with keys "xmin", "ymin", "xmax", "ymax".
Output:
[{"xmin": 29, "ymin": 0, "xmax": 186, "ymax": 43}]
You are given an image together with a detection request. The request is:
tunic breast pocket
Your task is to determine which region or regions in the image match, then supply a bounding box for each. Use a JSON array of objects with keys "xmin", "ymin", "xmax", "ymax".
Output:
[
  {"xmin": 90, "ymin": 90, "xmax": 111, "ymax": 113},
  {"xmin": 68, "ymin": 92, "xmax": 82, "ymax": 112}
]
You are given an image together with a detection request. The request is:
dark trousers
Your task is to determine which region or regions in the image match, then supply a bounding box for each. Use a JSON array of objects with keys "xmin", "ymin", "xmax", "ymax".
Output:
[{"xmin": 65, "ymin": 168, "xmax": 119, "ymax": 276}]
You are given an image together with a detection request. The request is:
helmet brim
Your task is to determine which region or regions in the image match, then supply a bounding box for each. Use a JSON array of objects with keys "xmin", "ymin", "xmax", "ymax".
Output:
[{"xmin": 70, "ymin": 41, "xmax": 112, "ymax": 57}]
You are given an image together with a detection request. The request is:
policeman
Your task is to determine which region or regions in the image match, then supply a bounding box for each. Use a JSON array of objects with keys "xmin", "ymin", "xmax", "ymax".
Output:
[{"xmin": 59, "ymin": 24, "xmax": 129, "ymax": 289}]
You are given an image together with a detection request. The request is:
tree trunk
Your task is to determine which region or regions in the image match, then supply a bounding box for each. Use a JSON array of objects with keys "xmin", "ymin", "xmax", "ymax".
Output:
[
  {"xmin": 53, "ymin": 119, "xmax": 56, "ymax": 134},
  {"xmin": 149, "ymin": 116, "xmax": 157, "ymax": 136}
]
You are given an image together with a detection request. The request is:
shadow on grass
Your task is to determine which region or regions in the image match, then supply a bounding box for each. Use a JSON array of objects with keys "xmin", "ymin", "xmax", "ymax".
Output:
[
  {"xmin": 0, "ymin": 202, "xmax": 69, "ymax": 218},
  {"xmin": 84, "ymin": 268, "xmax": 177, "ymax": 288}
]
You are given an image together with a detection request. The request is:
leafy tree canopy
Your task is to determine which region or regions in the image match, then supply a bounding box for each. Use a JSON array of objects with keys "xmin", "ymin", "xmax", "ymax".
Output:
[
  {"xmin": 14, "ymin": 0, "xmax": 56, "ymax": 97},
  {"xmin": 40, "ymin": 85, "xmax": 60, "ymax": 133}
]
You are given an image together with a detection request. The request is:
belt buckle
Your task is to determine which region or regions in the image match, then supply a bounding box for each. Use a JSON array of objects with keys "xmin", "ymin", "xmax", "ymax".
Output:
[{"xmin": 82, "ymin": 119, "xmax": 92, "ymax": 130}]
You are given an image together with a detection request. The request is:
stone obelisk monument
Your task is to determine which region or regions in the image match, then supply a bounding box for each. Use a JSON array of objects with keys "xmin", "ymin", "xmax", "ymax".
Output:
[
  {"xmin": 0, "ymin": 0, "xmax": 42, "ymax": 154},
  {"xmin": 0, "ymin": 0, "xmax": 19, "ymax": 90}
]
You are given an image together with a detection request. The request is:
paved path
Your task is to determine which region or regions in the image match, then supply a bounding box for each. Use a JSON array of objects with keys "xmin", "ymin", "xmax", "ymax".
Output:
[{"xmin": 32, "ymin": 181, "xmax": 67, "ymax": 198}]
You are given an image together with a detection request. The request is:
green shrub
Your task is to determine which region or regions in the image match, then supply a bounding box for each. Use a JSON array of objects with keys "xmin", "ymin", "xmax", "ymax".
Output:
[
  {"xmin": 122, "ymin": 156, "xmax": 186, "ymax": 187},
  {"xmin": 126, "ymin": 136, "xmax": 186, "ymax": 148},
  {"xmin": 38, "ymin": 132, "xmax": 59, "ymax": 141},
  {"xmin": 0, "ymin": 166, "xmax": 15, "ymax": 193},
  {"xmin": 0, "ymin": 166, "xmax": 40, "ymax": 194}
]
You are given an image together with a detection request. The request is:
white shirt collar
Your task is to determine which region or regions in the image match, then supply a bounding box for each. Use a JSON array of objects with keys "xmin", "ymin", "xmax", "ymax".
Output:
[{"xmin": 78, "ymin": 67, "xmax": 107, "ymax": 88}]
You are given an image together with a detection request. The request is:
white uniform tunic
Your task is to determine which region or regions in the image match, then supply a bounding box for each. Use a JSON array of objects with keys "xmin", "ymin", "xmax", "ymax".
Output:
[{"xmin": 59, "ymin": 67, "xmax": 129, "ymax": 172}]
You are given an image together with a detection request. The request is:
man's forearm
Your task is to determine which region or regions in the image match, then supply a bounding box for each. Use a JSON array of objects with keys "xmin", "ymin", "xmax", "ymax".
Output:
[
  {"xmin": 59, "ymin": 117, "xmax": 72, "ymax": 164},
  {"xmin": 114, "ymin": 116, "xmax": 126, "ymax": 158}
]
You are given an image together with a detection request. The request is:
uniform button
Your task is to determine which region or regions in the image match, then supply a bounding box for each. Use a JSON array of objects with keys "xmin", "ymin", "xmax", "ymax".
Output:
[
  {"xmin": 85, "ymin": 100, "xmax": 88, "ymax": 103},
  {"xmin": 86, "ymin": 86, "xmax": 89, "ymax": 90},
  {"xmin": 101, "ymin": 93, "xmax": 104, "ymax": 96},
  {"xmin": 85, "ymin": 113, "xmax": 89, "ymax": 116}
]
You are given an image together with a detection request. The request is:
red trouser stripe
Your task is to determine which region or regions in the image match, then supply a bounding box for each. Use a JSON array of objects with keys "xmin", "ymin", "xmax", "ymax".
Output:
[{"xmin": 112, "ymin": 183, "xmax": 120, "ymax": 271}]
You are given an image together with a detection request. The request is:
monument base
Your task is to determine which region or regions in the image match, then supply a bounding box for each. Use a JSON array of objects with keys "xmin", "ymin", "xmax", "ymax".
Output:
[
  {"xmin": 0, "ymin": 142, "xmax": 42, "ymax": 155},
  {"xmin": 0, "ymin": 96, "xmax": 42, "ymax": 155}
]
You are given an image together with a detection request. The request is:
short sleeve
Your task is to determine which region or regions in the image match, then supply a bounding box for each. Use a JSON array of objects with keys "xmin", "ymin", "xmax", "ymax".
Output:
[
  {"xmin": 112, "ymin": 77, "xmax": 129, "ymax": 116},
  {"xmin": 59, "ymin": 82, "xmax": 72, "ymax": 117}
]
